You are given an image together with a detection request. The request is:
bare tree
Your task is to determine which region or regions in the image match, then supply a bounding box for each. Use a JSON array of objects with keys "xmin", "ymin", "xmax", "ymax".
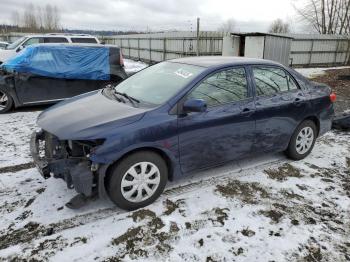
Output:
[
  {"xmin": 52, "ymin": 5, "xmax": 61, "ymax": 30},
  {"xmin": 44, "ymin": 4, "xmax": 54, "ymax": 30},
  {"xmin": 36, "ymin": 6, "xmax": 44, "ymax": 31},
  {"xmin": 217, "ymin": 18, "xmax": 236, "ymax": 33},
  {"xmin": 268, "ymin": 19, "xmax": 291, "ymax": 33},
  {"xmin": 23, "ymin": 3, "xmax": 38, "ymax": 30},
  {"xmin": 11, "ymin": 11, "xmax": 20, "ymax": 27},
  {"xmin": 40, "ymin": 4, "xmax": 61, "ymax": 31},
  {"xmin": 294, "ymin": 0, "xmax": 350, "ymax": 35}
]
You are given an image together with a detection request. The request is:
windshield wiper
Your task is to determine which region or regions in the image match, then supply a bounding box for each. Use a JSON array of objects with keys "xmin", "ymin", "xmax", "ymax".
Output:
[
  {"xmin": 103, "ymin": 86, "xmax": 125, "ymax": 103},
  {"xmin": 115, "ymin": 91, "xmax": 140, "ymax": 105}
]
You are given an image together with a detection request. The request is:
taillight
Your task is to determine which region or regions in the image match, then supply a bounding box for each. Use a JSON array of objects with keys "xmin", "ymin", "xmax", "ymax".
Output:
[
  {"xmin": 120, "ymin": 50, "xmax": 124, "ymax": 67},
  {"xmin": 330, "ymin": 92, "xmax": 336, "ymax": 103}
]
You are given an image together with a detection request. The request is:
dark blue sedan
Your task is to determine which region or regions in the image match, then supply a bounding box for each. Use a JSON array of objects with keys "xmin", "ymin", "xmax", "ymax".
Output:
[{"xmin": 30, "ymin": 56, "xmax": 335, "ymax": 210}]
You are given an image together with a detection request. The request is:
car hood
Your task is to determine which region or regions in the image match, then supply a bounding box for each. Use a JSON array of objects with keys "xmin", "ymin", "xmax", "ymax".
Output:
[
  {"xmin": 0, "ymin": 49, "xmax": 15, "ymax": 63},
  {"xmin": 37, "ymin": 90, "xmax": 149, "ymax": 140}
]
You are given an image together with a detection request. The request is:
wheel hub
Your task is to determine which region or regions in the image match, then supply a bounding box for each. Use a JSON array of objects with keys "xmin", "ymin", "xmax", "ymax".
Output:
[
  {"xmin": 0, "ymin": 91, "xmax": 8, "ymax": 110},
  {"xmin": 121, "ymin": 161, "xmax": 161, "ymax": 203},
  {"xmin": 295, "ymin": 126, "xmax": 314, "ymax": 155}
]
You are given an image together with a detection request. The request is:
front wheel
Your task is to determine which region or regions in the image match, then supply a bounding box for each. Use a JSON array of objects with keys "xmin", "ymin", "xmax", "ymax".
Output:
[
  {"xmin": 106, "ymin": 151, "xmax": 168, "ymax": 210},
  {"xmin": 0, "ymin": 89, "xmax": 13, "ymax": 114},
  {"xmin": 285, "ymin": 120, "xmax": 317, "ymax": 160}
]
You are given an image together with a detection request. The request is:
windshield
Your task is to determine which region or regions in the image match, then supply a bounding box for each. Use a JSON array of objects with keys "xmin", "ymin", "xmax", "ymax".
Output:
[
  {"xmin": 115, "ymin": 62, "xmax": 205, "ymax": 106},
  {"xmin": 6, "ymin": 37, "xmax": 26, "ymax": 50}
]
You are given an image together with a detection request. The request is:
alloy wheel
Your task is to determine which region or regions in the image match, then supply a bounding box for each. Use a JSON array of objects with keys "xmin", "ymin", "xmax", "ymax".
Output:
[
  {"xmin": 121, "ymin": 161, "xmax": 161, "ymax": 203},
  {"xmin": 0, "ymin": 91, "xmax": 8, "ymax": 110},
  {"xmin": 295, "ymin": 126, "xmax": 314, "ymax": 154}
]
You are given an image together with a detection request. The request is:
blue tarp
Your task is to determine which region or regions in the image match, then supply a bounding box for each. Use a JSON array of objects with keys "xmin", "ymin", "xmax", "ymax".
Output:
[{"xmin": 1, "ymin": 45, "xmax": 110, "ymax": 80}]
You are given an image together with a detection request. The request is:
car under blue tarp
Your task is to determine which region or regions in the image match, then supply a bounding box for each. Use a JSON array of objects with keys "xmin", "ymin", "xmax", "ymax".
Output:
[{"xmin": 1, "ymin": 44, "xmax": 110, "ymax": 80}]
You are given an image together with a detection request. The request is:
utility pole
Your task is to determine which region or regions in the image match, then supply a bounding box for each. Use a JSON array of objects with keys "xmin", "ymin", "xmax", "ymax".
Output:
[{"xmin": 196, "ymin": 17, "xmax": 200, "ymax": 56}]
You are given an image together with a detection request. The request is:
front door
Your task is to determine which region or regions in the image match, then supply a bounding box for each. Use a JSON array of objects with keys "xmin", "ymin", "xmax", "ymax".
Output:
[{"xmin": 178, "ymin": 67, "xmax": 256, "ymax": 173}]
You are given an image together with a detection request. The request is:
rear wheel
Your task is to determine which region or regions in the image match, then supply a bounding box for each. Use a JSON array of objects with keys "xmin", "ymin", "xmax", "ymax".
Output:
[
  {"xmin": 0, "ymin": 89, "xmax": 13, "ymax": 114},
  {"xmin": 285, "ymin": 120, "xmax": 317, "ymax": 160},
  {"xmin": 106, "ymin": 151, "xmax": 168, "ymax": 210}
]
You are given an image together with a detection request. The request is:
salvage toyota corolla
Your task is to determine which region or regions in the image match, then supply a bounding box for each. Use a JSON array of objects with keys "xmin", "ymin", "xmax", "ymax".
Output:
[{"xmin": 30, "ymin": 56, "xmax": 335, "ymax": 210}]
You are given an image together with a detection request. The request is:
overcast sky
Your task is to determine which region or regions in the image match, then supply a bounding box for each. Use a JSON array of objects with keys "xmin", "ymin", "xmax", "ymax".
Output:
[{"xmin": 0, "ymin": 0, "xmax": 299, "ymax": 32}]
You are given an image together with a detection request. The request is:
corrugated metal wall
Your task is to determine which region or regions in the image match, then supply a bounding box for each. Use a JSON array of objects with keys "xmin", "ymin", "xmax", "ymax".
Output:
[
  {"xmin": 263, "ymin": 36, "xmax": 292, "ymax": 66},
  {"xmin": 286, "ymin": 34, "xmax": 350, "ymax": 67},
  {"xmin": 103, "ymin": 31, "xmax": 225, "ymax": 63},
  {"xmin": 103, "ymin": 32, "xmax": 350, "ymax": 67}
]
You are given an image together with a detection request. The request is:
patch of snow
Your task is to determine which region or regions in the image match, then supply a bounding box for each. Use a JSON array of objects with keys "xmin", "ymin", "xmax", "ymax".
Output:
[
  {"xmin": 296, "ymin": 66, "xmax": 350, "ymax": 78},
  {"xmin": 124, "ymin": 59, "xmax": 148, "ymax": 74}
]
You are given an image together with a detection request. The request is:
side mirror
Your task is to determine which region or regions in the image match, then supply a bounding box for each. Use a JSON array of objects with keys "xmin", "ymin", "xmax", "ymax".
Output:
[{"xmin": 183, "ymin": 99, "xmax": 207, "ymax": 113}]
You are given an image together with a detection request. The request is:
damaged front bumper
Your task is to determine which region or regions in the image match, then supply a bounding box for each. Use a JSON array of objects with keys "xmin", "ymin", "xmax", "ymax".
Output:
[{"xmin": 30, "ymin": 130, "xmax": 95, "ymax": 197}]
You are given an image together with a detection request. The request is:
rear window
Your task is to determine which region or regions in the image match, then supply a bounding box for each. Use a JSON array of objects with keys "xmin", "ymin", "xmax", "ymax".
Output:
[
  {"xmin": 71, "ymin": 38, "xmax": 98, "ymax": 43},
  {"xmin": 44, "ymin": 37, "xmax": 69, "ymax": 43}
]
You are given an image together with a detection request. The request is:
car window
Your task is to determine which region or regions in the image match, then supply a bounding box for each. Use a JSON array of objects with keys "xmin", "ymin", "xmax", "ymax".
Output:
[
  {"xmin": 44, "ymin": 37, "xmax": 69, "ymax": 43},
  {"xmin": 6, "ymin": 36, "xmax": 26, "ymax": 50},
  {"xmin": 22, "ymin": 37, "xmax": 43, "ymax": 47},
  {"xmin": 287, "ymin": 74, "xmax": 298, "ymax": 90},
  {"xmin": 71, "ymin": 38, "xmax": 98, "ymax": 43},
  {"xmin": 188, "ymin": 67, "xmax": 248, "ymax": 107},
  {"xmin": 253, "ymin": 66, "xmax": 298, "ymax": 96}
]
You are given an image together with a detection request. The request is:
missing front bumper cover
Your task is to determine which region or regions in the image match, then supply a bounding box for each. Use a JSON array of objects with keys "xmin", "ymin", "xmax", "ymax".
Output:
[{"xmin": 30, "ymin": 131, "xmax": 95, "ymax": 196}]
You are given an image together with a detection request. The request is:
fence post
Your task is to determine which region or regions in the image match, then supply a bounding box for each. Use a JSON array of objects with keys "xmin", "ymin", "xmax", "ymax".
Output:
[
  {"xmin": 128, "ymin": 38, "xmax": 131, "ymax": 58},
  {"xmin": 333, "ymin": 39, "xmax": 340, "ymax": 66},
  {"xmin": 163, "ymin": 38, "xmax": 167, "ymax": 61},
  {"xmin": 149, "ymin": 38, "xmax": 152, "ymax": 63},
  {"xmin": 308, "ymin": 39, "xmax": 314, "ymax": 67},
  {"xmin": 345, "ymin": 39, "xmax": 350, "ymax": 65},
  {"xmin": 138, "ymin": 38, "xmax": 140, "ymax": 60},
  {"xmin": 183, "ymin": 39, "xmax": 185, "ymax": 56}
]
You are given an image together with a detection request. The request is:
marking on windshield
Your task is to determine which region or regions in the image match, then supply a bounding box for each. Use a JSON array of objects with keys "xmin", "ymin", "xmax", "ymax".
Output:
[{"xmin": 175, "ymin": 68, "xmax": 193, "ymax": 79}]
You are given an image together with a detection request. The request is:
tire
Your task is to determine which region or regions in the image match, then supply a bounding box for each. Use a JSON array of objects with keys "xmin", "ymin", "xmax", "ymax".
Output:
[
  {"xmin": 106, "ymin": 151, "xmax": 168, "ymax": 210},
  {"xmin": 0, "ymin": 88, "xmax": 13, "ymax": 114},
  {"xmin": 285, "ymin": 120, "xmax": 317, "ymax": 160}
]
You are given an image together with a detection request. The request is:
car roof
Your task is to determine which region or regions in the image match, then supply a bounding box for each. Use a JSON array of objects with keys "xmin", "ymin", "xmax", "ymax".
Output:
[
  {"xmin": 169, "ymin": 56, "xmax": 282, "ymax": 68},
  {"xmin": 29, "ymin": 43, "xmax": 116, "ymax": 48},
  {"xmin": 21, "ymin": 34, "xmax": 97, "ymax": 38}
]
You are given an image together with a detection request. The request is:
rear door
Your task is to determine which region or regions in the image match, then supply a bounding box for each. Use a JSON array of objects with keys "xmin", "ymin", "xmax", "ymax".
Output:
[
  {"xmin": 178, "ymin": 67, "xmax": 256, "ymax": 173},
  {"xmin": 250, "ymin": 65, "xmax": 308, "ymax": 153}
]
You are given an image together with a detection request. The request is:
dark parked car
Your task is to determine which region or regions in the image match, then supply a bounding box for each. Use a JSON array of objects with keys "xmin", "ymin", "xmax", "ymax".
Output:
[
  {"xmin": 0, "ymin": 44, "xmax": 127, "ymax": 113},
  {"xmin": 30, "ymin": 56, "xmax": 335, "ymax": 210}
]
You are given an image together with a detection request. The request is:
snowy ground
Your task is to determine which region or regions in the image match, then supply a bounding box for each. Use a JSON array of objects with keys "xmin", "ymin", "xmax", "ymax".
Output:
[
  {"xmin": 296, "ymin": 66, "xmax": 350, "ymax": 79},
  {"xmin": 1, "ymin": 113, "xmax": 350, "ymax": 261},
  {"xmin": 124, "ymin": 59, "xmax": 148, "ymax": 74},
  {"xmin": 0, "ymin": 63, "xmax": 349, "ymax": 261}
]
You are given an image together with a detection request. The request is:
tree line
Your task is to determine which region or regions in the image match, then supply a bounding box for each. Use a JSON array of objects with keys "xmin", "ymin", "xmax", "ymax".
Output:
[
  {"xmin": 218, "ymin": 0, "xmax": 350, "ymax": 35},
  {"xmin": 11, "ymin": 3, "xmax": 61, "ymax": 32}
]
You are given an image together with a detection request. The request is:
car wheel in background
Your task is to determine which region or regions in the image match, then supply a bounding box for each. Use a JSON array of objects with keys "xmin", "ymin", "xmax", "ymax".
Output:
[
  {"xmin": 106, "ymin": 151, "xmax": 168, "ymax": 210},
  {"xmin": 0, "ymin": 89, "xmax": 13, "ymax": 114},
  {"xmin": 285, "ymin": 120, "xmax": 317, "ymax": 160}
]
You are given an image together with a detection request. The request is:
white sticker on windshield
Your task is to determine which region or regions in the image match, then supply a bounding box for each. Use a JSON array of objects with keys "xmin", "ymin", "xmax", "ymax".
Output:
[{"xmin": 175, "ymin": 68, "xmax": 193, "ymax": 79}]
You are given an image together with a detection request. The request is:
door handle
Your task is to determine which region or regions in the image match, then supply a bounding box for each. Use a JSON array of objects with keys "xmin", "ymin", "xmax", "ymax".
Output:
[
  {"xmin": 241, "ymin": 107, "xmax": 254, "ymax": 116},
  {"xmin": 293, "ymin": 97, "xmax": 303, "ymax": 106}
]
